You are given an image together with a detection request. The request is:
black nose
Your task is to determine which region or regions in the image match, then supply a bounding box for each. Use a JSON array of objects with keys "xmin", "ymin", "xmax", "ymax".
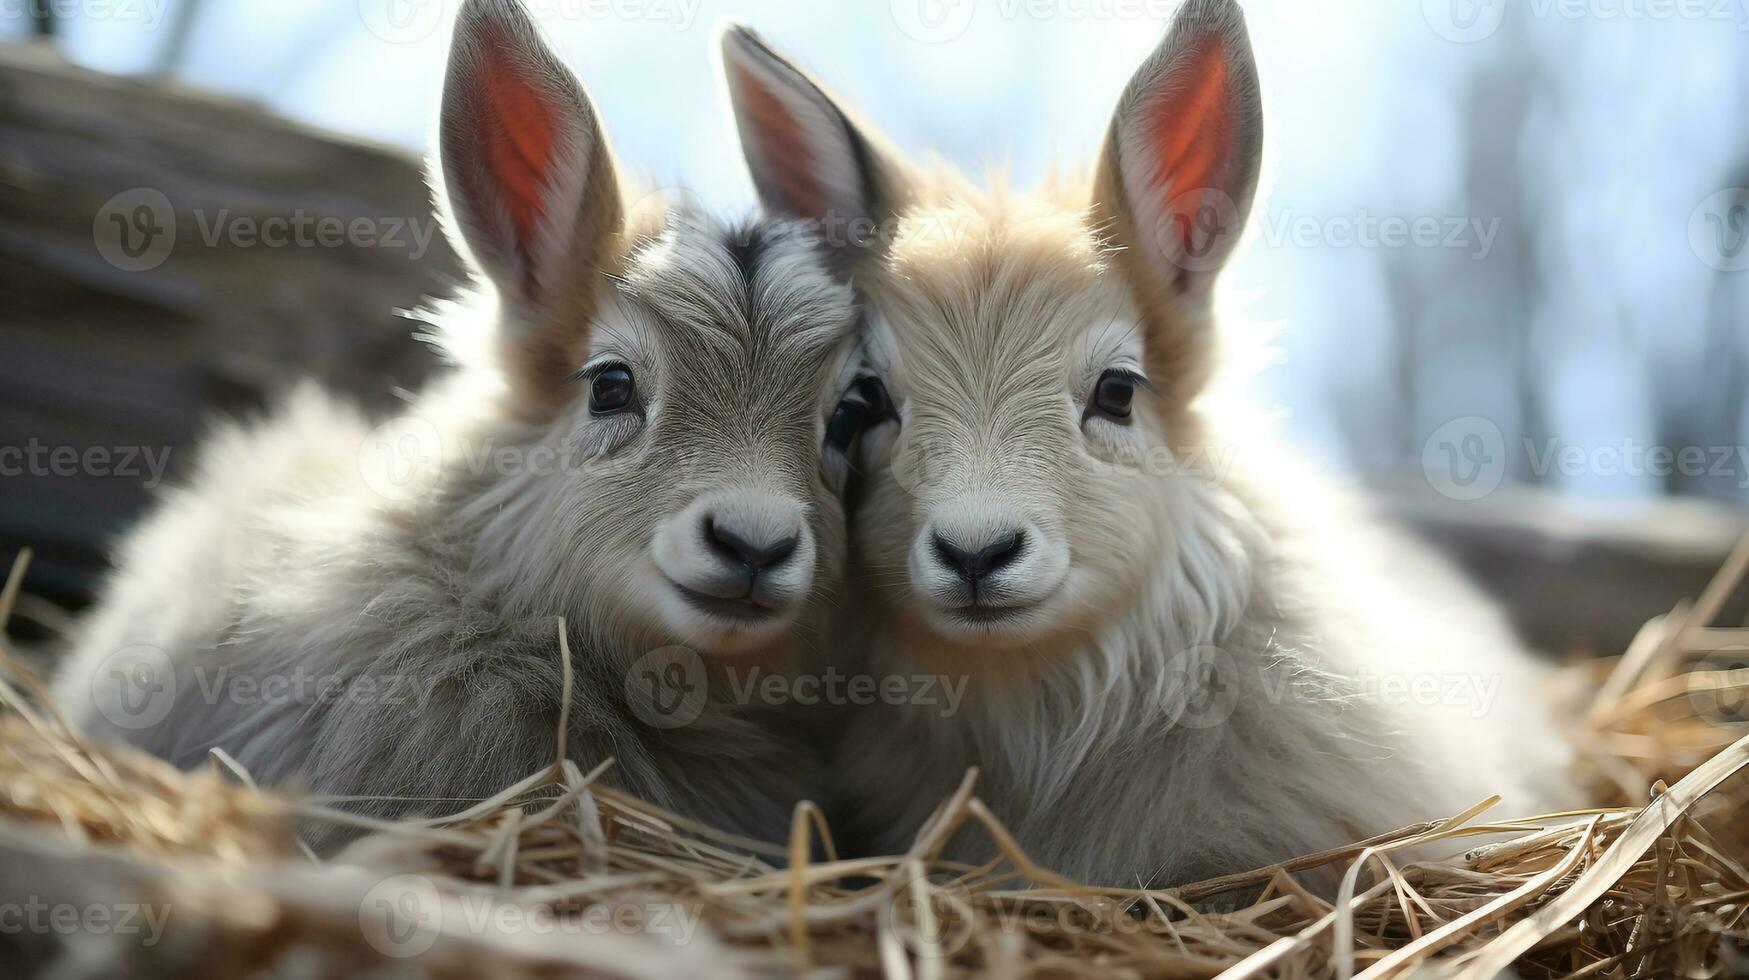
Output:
[
  {"xmin": 932, "ymin": 531, "xmax": 1025, "ymax": 584},
  {"xmin": 705, "ymin": 518, "xmax": 799, "ymax": 575}
]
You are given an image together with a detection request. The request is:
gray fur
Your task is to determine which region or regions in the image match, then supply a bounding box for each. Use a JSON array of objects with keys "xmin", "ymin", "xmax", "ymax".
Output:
[{"xmin": 55, "ymin": 0, "xmax": 860, "ymax": 851}]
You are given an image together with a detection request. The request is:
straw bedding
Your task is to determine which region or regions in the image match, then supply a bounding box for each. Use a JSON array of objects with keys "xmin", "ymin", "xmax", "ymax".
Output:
[{"xmin": 1, "ymin": 541, "xmax": 1746, "ymax": 979}]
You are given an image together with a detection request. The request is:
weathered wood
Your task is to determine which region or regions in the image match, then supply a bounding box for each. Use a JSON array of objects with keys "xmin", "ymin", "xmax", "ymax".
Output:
[
  {"xmin": 0, "ymin": 42, "xmax": 459, "ymax": 603},
  {"xmin": 1380, "ymin": 476, "xmax": 1749, "ymax": 657}
]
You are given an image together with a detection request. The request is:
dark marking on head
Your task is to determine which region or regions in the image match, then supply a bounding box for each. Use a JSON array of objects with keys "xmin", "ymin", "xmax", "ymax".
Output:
[{"xmin": 722, "ymin": 219, "xmax": 772, "ymax": 285}]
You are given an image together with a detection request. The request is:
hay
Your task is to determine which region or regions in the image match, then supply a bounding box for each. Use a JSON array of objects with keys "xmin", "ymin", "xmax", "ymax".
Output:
[{"xmin": 2, "ymin": 542, "xmax": 1748, "ymax": 979}]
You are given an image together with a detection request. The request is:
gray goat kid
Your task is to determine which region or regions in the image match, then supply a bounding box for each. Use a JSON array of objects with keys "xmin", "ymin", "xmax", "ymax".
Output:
[{"xmin": 56, "ymin": 0, "xmax": 867, "ymax": 849}]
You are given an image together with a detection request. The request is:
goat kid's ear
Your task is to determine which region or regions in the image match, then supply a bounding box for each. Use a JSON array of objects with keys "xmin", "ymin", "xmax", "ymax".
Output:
[
  {"xmin": 717, "ymin": 21, "xmax": 913, "ymax": 272},
  {"xmin": 1093, "ymin": 0, "xmax": 1262, "ymax": 304},
  {"xmin": 437, "ymin": 0, "xmax": 624, "ymax": 383}
]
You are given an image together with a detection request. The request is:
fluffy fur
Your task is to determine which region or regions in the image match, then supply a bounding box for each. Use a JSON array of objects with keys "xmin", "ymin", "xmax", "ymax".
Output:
[
  {"xmin": 55, "ymin": 0, "xmax": 863, "ymax": 850},
  {"xmin": 721, "ymin": 0, "xmax": 1579, "ymax": 888}
]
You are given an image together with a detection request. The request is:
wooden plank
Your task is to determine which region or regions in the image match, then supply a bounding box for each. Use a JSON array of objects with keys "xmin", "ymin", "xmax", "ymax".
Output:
[{"xmin": 0, "ymin": 44, "xmax": 459, "ymax": 604}]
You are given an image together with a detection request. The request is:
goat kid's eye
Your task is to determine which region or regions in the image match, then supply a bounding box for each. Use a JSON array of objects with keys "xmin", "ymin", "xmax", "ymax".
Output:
[
  {"xmin": 854, "ymin": 375, "xmax": 893, "ymax": 420},
  {"xmin": 826, "ymin": 376, "xmax": 895, "ymax": 454},
  {"xmin": 826, "ymin": 403, "xmax": 863, "ymax": 452},
  {"xmin": 1091, "ymin": 370, "xmax": 1137, "ymax": 422},
  {"xmin": 589, "ymin": 365, "xmax": 636, "ymax": 415}
]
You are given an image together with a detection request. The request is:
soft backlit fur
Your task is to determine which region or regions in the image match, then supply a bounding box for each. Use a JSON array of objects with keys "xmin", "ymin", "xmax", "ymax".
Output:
[
  {"xmin": 55, "ymin": 0, "xmax": 862, "ymax": 849},
  {"xmin": 721, "ymin": 0, "xmax": 1578, "ymax": 887}
]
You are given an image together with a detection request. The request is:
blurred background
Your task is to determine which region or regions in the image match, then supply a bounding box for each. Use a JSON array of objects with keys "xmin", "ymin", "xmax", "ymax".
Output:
[{"xmin": 1, "ymin": 0, "xmax": 1746, "ymax": 649}]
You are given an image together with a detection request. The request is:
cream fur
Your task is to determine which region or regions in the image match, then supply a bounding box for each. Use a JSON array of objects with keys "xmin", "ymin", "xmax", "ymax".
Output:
[{"xmin": 721, "ymin": 0, "xmax": 1580, "ymax": 889}]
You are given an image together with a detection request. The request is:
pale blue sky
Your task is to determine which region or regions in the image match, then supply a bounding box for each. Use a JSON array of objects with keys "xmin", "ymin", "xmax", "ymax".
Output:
[{"xmin": 8, "ymin": 0, "xmax": 1747, "ymax": 498}]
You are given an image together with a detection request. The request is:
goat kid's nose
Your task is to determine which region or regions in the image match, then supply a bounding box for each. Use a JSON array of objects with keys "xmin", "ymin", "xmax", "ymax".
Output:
[
  {"xmin": 932, "ymin": 530, "xmax": 1025, "ymax": 583},
  {"xmin": 705, "ymin": 517, "xmax": 799, "ymax": 576}
]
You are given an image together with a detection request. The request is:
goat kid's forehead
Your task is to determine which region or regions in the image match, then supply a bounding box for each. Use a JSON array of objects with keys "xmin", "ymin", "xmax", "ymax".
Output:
[
  {"xmin": 868, "ymin": 204, "xmax": 1135, "ymax": 407},
  {"xmin": 614, "ymin": 215, "xmax": 857, "ymax": 406}
]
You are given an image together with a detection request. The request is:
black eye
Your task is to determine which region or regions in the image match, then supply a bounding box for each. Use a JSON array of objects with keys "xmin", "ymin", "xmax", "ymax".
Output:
[
  {"xmin": 826, "ymin": 401, "xmax": 868, "ymax": 453},
  {"xmin": 1092, "ymin": 370, "xmax": 1137, "ymax": 421},
  {"xmin": 854, "ymin": 375, "xmax": 893, "ymax": 419},
  {"xmin": 826, "ymin": 376, "xmax": 895, "ymax": 454},
  {"xmin": 589, "ymin": 365, "xmax": 636, "ymax": 414}
]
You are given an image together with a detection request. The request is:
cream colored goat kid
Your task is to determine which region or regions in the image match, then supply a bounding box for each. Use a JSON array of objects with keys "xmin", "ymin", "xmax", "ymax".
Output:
[
  {"xmin": 56, "ymin": 0, "xmax": 870, "ymax": 849},
  {"xmin": 720, "ymin": 0, "xmax": 1577, "ymax": 887}
]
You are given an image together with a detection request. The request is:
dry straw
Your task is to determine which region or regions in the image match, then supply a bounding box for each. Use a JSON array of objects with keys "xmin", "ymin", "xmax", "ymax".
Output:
[{"xmin": 1, "ymin": 540, "xmax": 1747, "ymax": 978}]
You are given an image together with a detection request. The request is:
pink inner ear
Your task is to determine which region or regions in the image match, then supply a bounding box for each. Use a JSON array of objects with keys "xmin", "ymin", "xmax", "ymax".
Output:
[
  {"xmin": 477, "ymin": 32, "xmax": 560, "ymax": 258},
  {"xmin": 733, "ymin": 64, "xmax": 824, "ymax": 218},
  {"xmin": 1144, "ymin": 38, "xmax": 1233, "ymax": 257}
]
